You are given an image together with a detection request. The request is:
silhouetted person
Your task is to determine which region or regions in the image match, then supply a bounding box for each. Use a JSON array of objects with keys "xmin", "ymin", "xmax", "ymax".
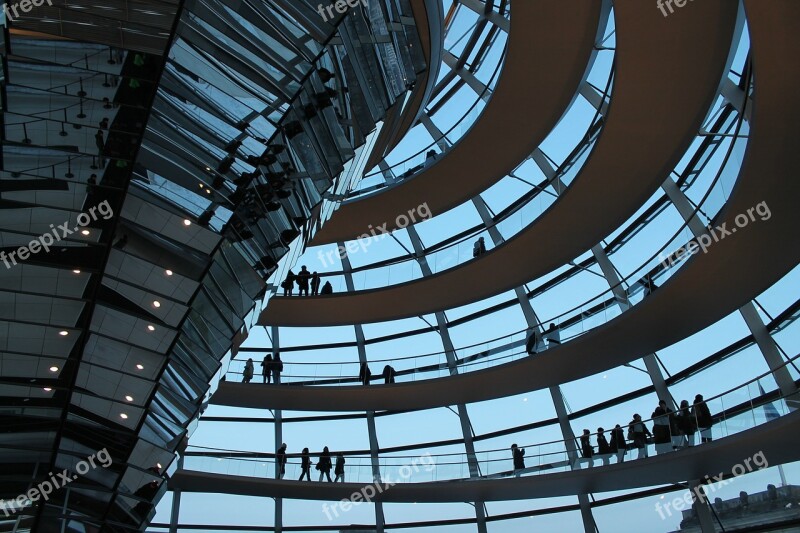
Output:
[
  {"xmin": 525, "ymin": 328, "xmax": 541, "ymax": 355},
  {"xmin": 310, "ymin": 271, "xmax": 321, "ymax": 295},
  {"xmin": 95, "ymin": 129, "xmax": 106, "ymax": 166},
  {"xmin": 597, "ymin": 427, "xmax": 612, "ymax": 466},
  {"xmin": 580, "ymin": 429, "xmax": 593, "ymax": 466},
  {"xmin": 693, "ymin": 394, "xmax": 713, "ymax": 442},
  {"xmin": 276, "ymin": 443, "xmax": 287, "ymax": 479},
  {"xmin": 132, "ymin": 467, "xmax": 160, "ymax": 517},
  {"xmin": 359, "ymin": 362, "xmax": 371, "ymax": 385},
  {"xmin": 511, "ymin": 444, "xmax": 525, "ymax": 477},
  {"xmin": 261, "ymin": 354, "xmax": 273, "ymax": 383},
  {"xmin": 243, "ymin": 358, "xmax": 254, "ymax": 383},
  {"xmin": 86, "ymin": 174, "xmax": 98, "ymax": 195},
  {"xmin": 629, "ymin": 414, "xmax": 651, "ymax": 459},
  {"xmin": 383, "ymin": 364, "xmax": 396, "ymax": 384},
  {"xmin": 652, "ymin": 400, "xmax": 672, "ymax": 455},
  {"xmin": 334, "ymin": 453, "xmax": 346, "ymax": 482},
  {"xmin": 320, "ymin": 280, "xmax": 333, "ymax": 294},
  {"xmin": 473, "ymin": 236, "xmax": 486, "ymax": 258},
  {"xmin": 296, "ymin": 265, "xmax": 311, "ymax": 296},
  {"xmin": 273, "ymin": 353, "xmax": 283, "ymax": 383},
  {"xmin": 282, "ymin": 270, "xmax": 295, "ymax": 296},
  {"xmin": 610, "ymin": 424, "xmax": 626, "ymax": 463},
  {"xmin": 677, "ymin": 400, "xmax": 697, "ymax": 447},
  {"xmin": 317, "ymin": 446, "xmax": 332, "ymax": 482},
  {"xmin": 424, "ymin": 149, "xmax": 437, "ymax": 167},
  {"xmin": 543, "ymin": 323, "xmax": 561, "ymax": 347},
  {"xmin": 299, "ymin": 448, "xmax": 311, "ymax": 481}
]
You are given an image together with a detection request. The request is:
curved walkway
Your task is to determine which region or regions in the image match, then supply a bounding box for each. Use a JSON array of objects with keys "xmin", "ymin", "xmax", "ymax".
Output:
[
  {"xmin": 261, "ymin": 0, "xmax": 739, "ymax": 326},
  {"xmin": 217, "ymin": 0, "xmax": 799, "ymax": 412},
  {"xmin": 311, "ymin": 0, "xmax": 606, "ymax": 245},
  {"xmin": 170, "ymin": 408, "xmax": 800, "ymax": 502}
]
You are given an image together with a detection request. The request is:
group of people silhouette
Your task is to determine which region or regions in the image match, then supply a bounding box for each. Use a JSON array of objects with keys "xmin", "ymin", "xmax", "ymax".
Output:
[
  {"xmin": 513, "ymin": 394, "xmax": 713, "ymax": 475},
  {"xmin": 359, "ymin": 362, "xmax": 397, "ymax": 385},
  {"xmin": 242, "ymin": 354, "xmax": 284, "ymax": 384},
  {"xmin": 282, "ymin": 265, "xmax": 332, "ymax": 296},
  {"xmin": 276, "ymin": 444, "xmax": 346, "ymax": 482}
]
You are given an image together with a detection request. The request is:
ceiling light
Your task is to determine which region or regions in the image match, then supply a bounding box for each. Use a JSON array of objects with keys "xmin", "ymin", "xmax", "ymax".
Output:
[
  {"xmin": 72, "ymin": 269, "xmax": 81, "ymax": 274},
  {"xmin": 183, "ymin": 219, "xmax": 191, "ymax": 226},
  {"xmin": 165, "ymin": 269, "xmax": 173, "ymax": 276},
  {"xmin": 58, "ymin": 330, "xmax": 69, "ymax": 336},
  {"xmin": 153, "ymin": 300, "xmax": 161, "ymax": 308},
  {"xmin": 43, "ymin": 387, "xmax": 52, "ymax": 392},
  {"xmin": 49, "ymin": 366, "xmax": 59, "ymax": 372},
  {"xmin": 125, "ymin": 395, "xmax": 134, "ymax": 402},
  {"xmin": 81, "ymin": 229, "xmax": 90, "ymax": 236},
  {"xmin": 120, "ymin": 413, "xmax": 128, "ymax": 419},
  {"xmin": 136, "ymin": 364, "xmax": 144, "ymax": 370},
  {"xmin": 156, "ymin": 462, "xmax": 162, "ymax": 469},
  {"xmin": 147, "ymin": 325, "xmax": 155, "ymax": 332}
]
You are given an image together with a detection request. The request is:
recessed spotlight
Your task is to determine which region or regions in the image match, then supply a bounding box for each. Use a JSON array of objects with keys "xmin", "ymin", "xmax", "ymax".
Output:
[
  {"xmin": 205, "ymin": 167, "xmax": 211, "ymax": 171},
  {"xmin": 153, "ymin": 300, "xmax": 161, "ymax": 308},
  {"xmin": 58, "ymin": 330, "xmax": 69, "ymax": 336},
  {"xmin": 156, "ymin": 462, "xmax": 162, "ymax": 469},
  {"xmin": 147, "ymin": 325, "xmax": 155, "ymax": 332},
  {"xmin": 125, "ymin": 395, "xmax": 134, "ymax": 402},
  {"xmin": 81, "ymin": 229, "xmax": 90, "ymax": 236},
  {"xmin": 165, "ymin": 269, "xmax": 173, "ymax": 276},
  {"xmin": 49, "ymin": 366, "xmax": 59, "ymax": 372},
  {"xmin": 72, "ymin": 269, "xmax": 81, "ymax": 274},
  {"xmin": 136, "ymin": 364, "xmax": 144, "ymax": 370},
  {"xmin": 120, "ymin": 413, "xmax": 128, "ymax": 419},
  {"xmin": 199, "ymin": 183, "xmax": 205, "ymax": 189},
  {"xmin": 183, "ymin": 219, "xmax": 191, "ymax": 226},
  {"xmin": 43, "ymin": 387, "xmax": 52, "ymax": 392}
]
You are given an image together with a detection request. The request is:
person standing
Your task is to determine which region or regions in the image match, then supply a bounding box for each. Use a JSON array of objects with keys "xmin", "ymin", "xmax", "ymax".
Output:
[
  {"xmin": 580, "ymin": 429, "xmax": 594, "ymax": 467},
  {"xmin": 609, "ymin": 424, "xmax": 626, "ymax": 463},
  {"xmin": 320, "ymin": 280, "xmax": 333, "ymax": 294},
  {"xmin": 317, "ymin": 446, "xmax": 333, "ymax": 482},
  {"xmin": 273, "ymin": 353, "xmax": 283, "ymax": 383},
  {"xmin": 511, "ymin": 444, "xmax": 525, "ymax": 477},
  {"xmin": 334, "ymin": 453, "xmax": 346, "ymax": 482},
  {"xmin": 629, "ymin": 414, "xmax": 651, "ymax": 459},
  {"xmin": 299, "ymin": 448, "xmax": 311, "ymax": 481},
  {"xmin": 261, "ymin": 353, "xmax": 273, "ymax": 384},
  {"xmin": 359, "ymin": 362, "xmax": 371, "ymax": 385},
  {"xmin": 243, "ymin": 358, "xmax": 254, "ymax": 383},
  {"xmin": 382, "ymin": 364, "xmax": 396, "ymax": 384},
  {"xmin": 473, "ymin": 237, "xmax": 486, "ymax": 258},
  {"xmin": 310, "ymin": 271, "xmax": 321, "ymax": 296},
  {"xmin": 652, "ymin": 400, "xmax": 673, "ymax": 455},
  {"xmin": 296, "ymin": 265, "xmax": 311, "ymax": 296},
  {"xmin": 693, "ymin": 394, "xmax": 713, "ymax": 442},
  {"xmin": 596, "ymin": 427, "xmax": 612, "ymax": 466},
  {"xmin": 543, "ymin": 323, "xmax": 561, "ymax": 347},
  {"xmin": 677, "ymin": 399, "xmax": 697, "ymax": 447},
  {"xmin": 276, "ymin": 443, "xmax": 287, "ymax": 479},
  {"xmin": 281, "ymin": 270, "xmax": 295, "ymax": 296}
]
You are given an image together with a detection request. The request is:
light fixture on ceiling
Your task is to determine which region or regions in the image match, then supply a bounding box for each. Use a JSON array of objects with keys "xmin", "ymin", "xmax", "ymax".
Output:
[
  {"xmin": 165, "ymin": 269, "xmax": 173, "ymax": 276},
  {"xmin": 72, "ymin": 269, "xmax": 81, "ymax": 274},
  {"xmin": 120, "ymin": 413, "xmax": 128, "ymax": 419},
  {"xmin": 147, "ymin": 325, "xmax": 155, "ymax": 332},
  {"xmin": 136, "ymin": 364, "xmax": 144, "ymax": 370},
  {"xmin": 43, "ymin": 387, "xmax": 52, "ymax": 392},
  {"xmin": 153, "ymin": 300, "xmax": 161, "ymax": 308},
  {"xmin": 183, "ymin": 219, "xmax": 192, "ymax": 226},
  {"xmin": 49, "ymin": 366, "xmax": 59, "ymax": 372},
  {"xmin": 81, "ymin": 229, "xmax": 90, "ymax": 236},
  {"xmin": 125, "ymin": 395, "xmax": 134, "ymax": 402},
  {"xmin": 58, "ymin": 330, "xmax": 69, "ymax": 336}
]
